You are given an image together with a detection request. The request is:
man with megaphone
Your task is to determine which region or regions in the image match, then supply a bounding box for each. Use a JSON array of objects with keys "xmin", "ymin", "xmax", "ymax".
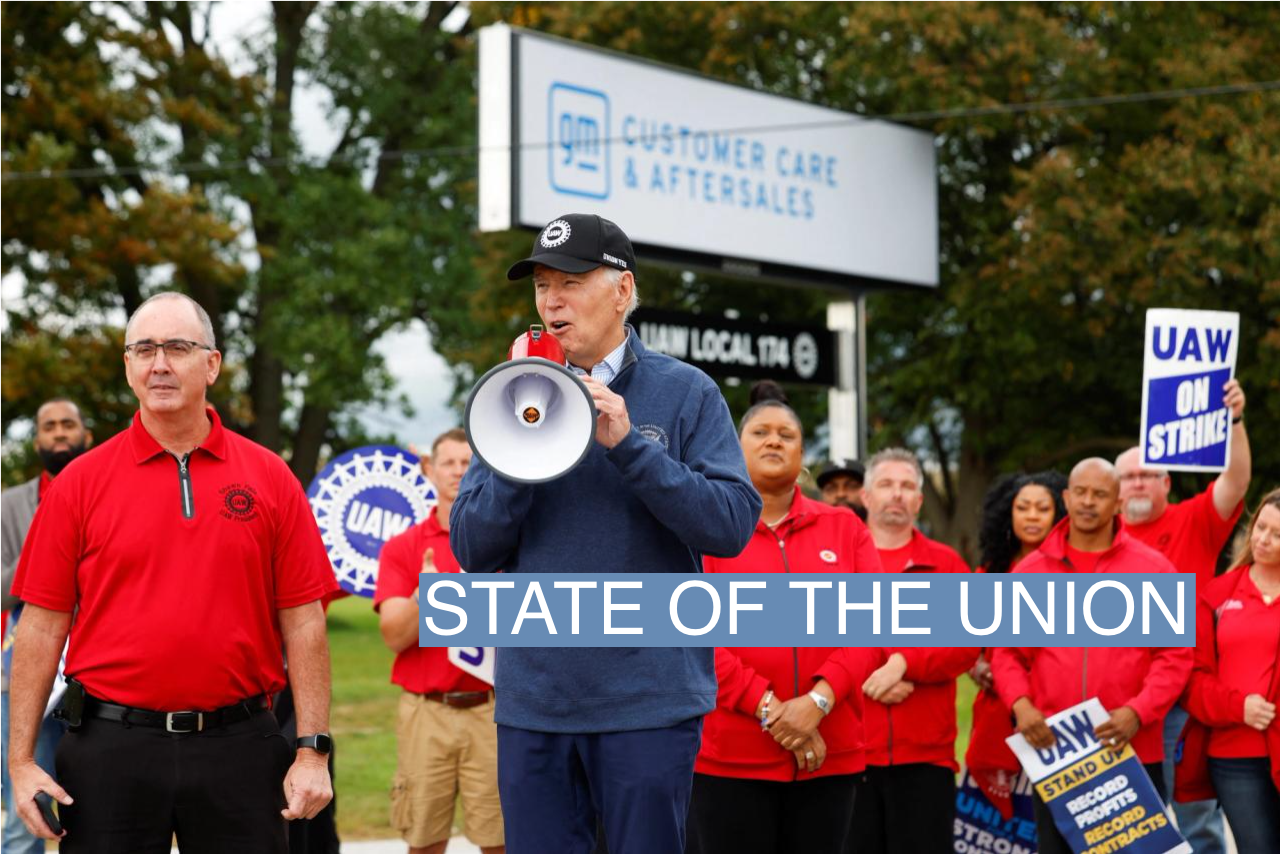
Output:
[{"xmin": 451, "ymin": 214, "xmax": 761, "ymax": 854}]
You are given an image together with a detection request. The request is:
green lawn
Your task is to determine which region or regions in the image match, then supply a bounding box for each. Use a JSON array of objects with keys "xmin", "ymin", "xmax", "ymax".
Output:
[
  {"xmin": 327, "ymin": 594, "xmax": 984, "ymax": 840},
  {"xmin": 327, "ymin": 594, "xmax": 403, "ymax": 840}
]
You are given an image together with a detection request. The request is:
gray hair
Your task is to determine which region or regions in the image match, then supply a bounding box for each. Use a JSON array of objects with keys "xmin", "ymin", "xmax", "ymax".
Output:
[
  {"xmin": 125, "ymin": 292, "xmax": 216, "ymax": 349},
  {"xmin": 866, "ymin": 447, "xmax": 924, "ymax": 489},
  {"xmin": 601, "ymin": 266, "xmax": 640, "ymax": 321}
]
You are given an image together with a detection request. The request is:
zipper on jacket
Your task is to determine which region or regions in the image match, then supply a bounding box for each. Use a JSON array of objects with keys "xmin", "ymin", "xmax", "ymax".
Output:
[
  {"xmin": 767, "ymin": 526, "xmax": 804, "ymax": 780},
  {"xmin": 173, "ymin": 452, "xmax": 194, "ymax": 519},
  {"xmin": 1081, "ymin": 648, "xmax": 1088, "ymax": 703}
]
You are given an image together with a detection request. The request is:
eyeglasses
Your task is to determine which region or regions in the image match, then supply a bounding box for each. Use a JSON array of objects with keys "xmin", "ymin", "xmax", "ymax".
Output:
[
  {"xmin": 1118, "ymin": 472, "xmax": 1165, "ymax": 483},
  {"xmin": 124, "ymin": 339, "xmax": 214, "ymax": 361}
]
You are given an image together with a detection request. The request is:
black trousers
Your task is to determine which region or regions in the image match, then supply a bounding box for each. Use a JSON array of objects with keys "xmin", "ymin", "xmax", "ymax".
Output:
[
  {"xmin": 1031, "ymin": 761, "xmax": 1166, "ymax": 854},
  {"xmin": 54, "ymin": 710, "xmax": 293, "ymax": 854},
  {"xmin": 686, "ymin": 772, "xmax": 860, "ymax": 854},
  {"xmin": 847, "ymin": 763, "xmax": 955, "ymax": 854}
]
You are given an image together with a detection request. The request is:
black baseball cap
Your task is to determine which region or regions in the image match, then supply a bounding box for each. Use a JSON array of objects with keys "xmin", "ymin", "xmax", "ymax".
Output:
[
  {"xmin": 506, "ymin": 214, "xmax": 637, "ymax": 281},
  {"xmin": 816, "ymin": 459, "xmax": 865, "ymax": 489}
]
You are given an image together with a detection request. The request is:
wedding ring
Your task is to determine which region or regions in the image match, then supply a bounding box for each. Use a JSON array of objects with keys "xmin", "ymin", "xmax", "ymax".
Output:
[{"xmin": 805, "ymin": 751, "xmax": 815, "ymax": 760}]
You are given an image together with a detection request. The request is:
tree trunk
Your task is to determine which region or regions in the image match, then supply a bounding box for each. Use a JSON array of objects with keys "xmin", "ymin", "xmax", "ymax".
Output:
[{"xmin": 290, "ymin": 402, "xmax": 331, "ymax": 485}]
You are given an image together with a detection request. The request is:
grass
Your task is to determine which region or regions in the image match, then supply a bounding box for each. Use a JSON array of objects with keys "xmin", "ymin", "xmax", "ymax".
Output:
[
  {"xmin": 327, "ymin": 593, "xmax": 985, "ymax": 840},
  {"xmin": 327, "ymin": 594, "xmax": 404, "ymax": 840}
]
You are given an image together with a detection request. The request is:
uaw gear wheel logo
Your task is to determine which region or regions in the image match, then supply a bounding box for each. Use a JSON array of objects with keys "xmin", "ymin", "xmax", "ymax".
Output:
[
  {"xmin": 540, "ymin": 220, "xmax": 572, "ymax": 248},
  {"xmin": 306, "ymin": 446, "xmax": 436, "ymax": 598},
  {"xmin": 793, "ymin": 332, "xmax": 819, "ymax": 381}
]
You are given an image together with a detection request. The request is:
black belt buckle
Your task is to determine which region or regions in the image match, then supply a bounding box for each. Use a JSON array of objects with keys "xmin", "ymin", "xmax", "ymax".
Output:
[{"xmin": 165, "ymin": 711, "xmax": 204, "ymax": 733}]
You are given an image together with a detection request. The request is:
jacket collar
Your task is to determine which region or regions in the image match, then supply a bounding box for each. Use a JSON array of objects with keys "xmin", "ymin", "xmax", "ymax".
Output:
[
  {"xmin": 129, "ymin": 406, "xmax": 227, "ymax": 464},
  {"xmin": 1037, "ymin": 515, "xmax": 1133, "ymax": 567}
]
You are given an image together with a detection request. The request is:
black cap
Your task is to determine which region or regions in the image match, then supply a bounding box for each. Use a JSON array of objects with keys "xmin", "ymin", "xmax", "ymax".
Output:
[
  {"xmin": 506, "ymin": 214, "xmax": 637, "ymax": 281},
  {"xmin": 816, "ymin": 459, "xmax": 865, "ymax": 489}
]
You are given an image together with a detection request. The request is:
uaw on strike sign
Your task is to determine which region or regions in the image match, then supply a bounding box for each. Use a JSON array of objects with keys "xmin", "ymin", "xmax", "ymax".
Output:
[
  {"xmin": 1007, "ymin": 699, "xmax": 1188, "ymax": 854},
  {"xmin": 1139, "ymin": 309, "xmax": 1239, "ymax": 472}
]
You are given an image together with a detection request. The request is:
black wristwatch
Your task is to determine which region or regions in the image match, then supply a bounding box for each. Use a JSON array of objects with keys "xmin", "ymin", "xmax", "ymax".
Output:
[{"xmin": 296, "ymin": 733, "xmax": 333, "ymax": 755}]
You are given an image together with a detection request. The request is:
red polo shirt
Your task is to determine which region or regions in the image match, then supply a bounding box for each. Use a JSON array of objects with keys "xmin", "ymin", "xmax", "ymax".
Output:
[
  {"xmin": 11, "ymin": 408, "xmax": 337, "ymax": 711},
  {"xmin": 1126, "ymin": 480, "xmax": 1243, "ymax": 590},
  {"xmin": 374, "ymin": 508, "xmax": 489, "ymax": 695}
]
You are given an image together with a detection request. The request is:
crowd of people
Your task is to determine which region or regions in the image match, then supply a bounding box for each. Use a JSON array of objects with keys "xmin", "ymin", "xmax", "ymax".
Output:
[{"xmin": 2, "ymin": 211, "xmax": 1277, "ymax": 854}]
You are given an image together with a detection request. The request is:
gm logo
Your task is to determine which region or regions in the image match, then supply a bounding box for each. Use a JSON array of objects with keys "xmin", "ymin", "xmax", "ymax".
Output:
[{"xmin": 548, "ymin": 83, "xmax": 610, "ymax": 199}]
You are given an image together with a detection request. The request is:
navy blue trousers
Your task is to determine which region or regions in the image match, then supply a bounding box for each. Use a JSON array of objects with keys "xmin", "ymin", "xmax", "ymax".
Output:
[{"xmin": 497, "ymin": 718, "xmax": 702, "ymax": 854}]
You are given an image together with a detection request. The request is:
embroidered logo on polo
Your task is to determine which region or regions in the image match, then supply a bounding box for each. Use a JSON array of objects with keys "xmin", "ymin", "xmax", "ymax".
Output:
[
  {"xmin": 540, "ymin": 220, "xmax": 571, "ymax": 248},
  {"xmin": 819, "ymin": 549, "xmax": 838, "ymax": 564},
  {"xmin": 220, "ymin": 484, "xmax": 259, "ymax": 522},
  {"xmin": 635, "ymin": 424, "xmax": 669, "ymax": 449},
  {"xmin": 1215, "ymin": 598, "xmax": 1244, "ymax": 619},
  {"xmin": 306, "ymin": 446, "xmax": 436, "ymax": 598}
]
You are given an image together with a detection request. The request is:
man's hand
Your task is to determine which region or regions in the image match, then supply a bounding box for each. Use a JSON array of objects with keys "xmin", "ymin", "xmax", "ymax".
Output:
[
  {"xmin": 1013, "ymin": 697, "xmax": 1056, "ymax": 750},
  {"xmin": 879, "ymin": 680, "xmax": 915, "ymax": 705},
  {"xmin": 581, "ymin": 376, "xmax": 631, "ymax": 449},
  {"xmin": 11, "ymin": 760, "xmax": 71, "ymax": 839},
  {"xmin": 863, "ymin": 653, "xmax": 908, "ymax": 702},
  {"xmin": 792, "ymin": 730, "xmax": 827, "ymax": 774},
  {"xmin": 1243, "ymin": 694, "xmax": 1276, "ymax": 731},
  {"xmin": 1223, "ymin": 379, "xmax": 1245, "ymax": 419},
  {"xmin": 769, "ymin": 693, "xmax": 826, "ymax": 749},
  {"xmin": 281, "ymin": 752, "xmax": 333, "ymax": 821},
  {"xmin": 1094, "ymin": 706, "xmax": 1141, "ymax": 752}
]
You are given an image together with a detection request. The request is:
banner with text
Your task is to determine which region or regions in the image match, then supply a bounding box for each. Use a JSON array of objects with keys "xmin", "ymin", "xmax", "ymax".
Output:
[
  {"xmin": 1139, "ymin": 309, "xmax": 1239, "ymax": 472},
  {"xmin": 1007, "ymin": 699, "xmax": 1189, "ymax": 854},
  {"xmin": 418, "ymin": 574, "xmax": 1193, "ymax": 648}
]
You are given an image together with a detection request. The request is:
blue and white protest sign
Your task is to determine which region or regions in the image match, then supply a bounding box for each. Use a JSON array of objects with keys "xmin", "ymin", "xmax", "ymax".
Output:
[
  {"xmin": 954, "ymin": 767, "xmax": 1038, "ymax": 854},
  {"xmin": 1139, "ymin": 309, "xmax": 1238, "ymax": 472},
  {"xmin": 1006, "ymin": 699, "xmax": 1188, "ymax": 854},
  {"xmin": 307, "ymin": 445, "xmax": 436, "ymax": 597},
  {"xmin": 447, "ymin": 646, "xmax": 495, "ymax": 685}
]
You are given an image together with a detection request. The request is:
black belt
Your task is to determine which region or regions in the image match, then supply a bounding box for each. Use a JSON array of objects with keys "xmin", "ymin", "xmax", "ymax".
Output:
[{"xmin": 85, "ymin": 695, "xmax": 269, "ymax": 733}]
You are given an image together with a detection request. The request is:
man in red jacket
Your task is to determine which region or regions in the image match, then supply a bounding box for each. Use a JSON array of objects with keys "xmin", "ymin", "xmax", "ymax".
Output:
[
  {"xmin": 1114, "ymin": 378, "xmax": 1249, "ymax": 854},
  {"xmin": 992, "ymin": 458, "xmax": 1193, "ymax": 854},
  {"xmin": 849, "ymin": 447, "xmax": 977, "ymax": 854}
]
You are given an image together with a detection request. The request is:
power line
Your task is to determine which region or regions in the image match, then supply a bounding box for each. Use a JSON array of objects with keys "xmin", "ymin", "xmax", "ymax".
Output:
[{"xmin": 3, "ymin": 79, "xmax": 1277, "ymax": 183}]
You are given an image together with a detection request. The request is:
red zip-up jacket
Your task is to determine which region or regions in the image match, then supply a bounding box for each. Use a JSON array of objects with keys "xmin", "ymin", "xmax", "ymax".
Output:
[
  {"xmin": 1175, "ymin": 566, "xmax": 1280, "ymax": 802},
  {"xmin": 698, "ymin": 489, "xmax": 882, "ymax": 781},
  {"xmin": 991, "ymin": 518, "xmax": 1193, "ymax": 765},
  {"xmin": 863, "ymin": 529, "xmax": 977, "ymax": 771}
]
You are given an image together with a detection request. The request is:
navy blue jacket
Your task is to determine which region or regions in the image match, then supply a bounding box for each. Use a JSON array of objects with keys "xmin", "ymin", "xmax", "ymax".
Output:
[{"xmin": 450, "ymin": 330, "xmax": 761, "ymax": 733}]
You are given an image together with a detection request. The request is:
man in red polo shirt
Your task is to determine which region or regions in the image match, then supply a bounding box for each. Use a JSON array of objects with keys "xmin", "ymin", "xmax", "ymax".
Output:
[
  {"xmin": 376, "ymin": 428, "xmax": 504, "ymax": 854},
  {"xmin": 849, "ymin": 447, "xmax": 976, "ymax": 854},
  {"xmin": 1114, "ymin": 378, "xmax": 1249, "ymax": 854},
  {"xmin": 992, "ymin": 458, "xmax": 1193, "ymax": 854},
  {"xmin": 8, "ymin": 292, "xmax": 338, "ymax": 852}
]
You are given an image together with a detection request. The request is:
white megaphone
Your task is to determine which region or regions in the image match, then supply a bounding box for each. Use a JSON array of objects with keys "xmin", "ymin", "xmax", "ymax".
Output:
[{"xmin": 463, "ymin": 325, "xmax": 597, "ymax": 483}]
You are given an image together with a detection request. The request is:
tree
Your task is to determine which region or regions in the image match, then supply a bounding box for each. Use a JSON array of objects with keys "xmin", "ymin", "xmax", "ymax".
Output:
[
  {"xmin": 3, "ymin": 1, "xmax": 482, "ymax": 485},
  {"xmin": 465, "ymin": 2, "xmax": 1280, "ymax": 557}
]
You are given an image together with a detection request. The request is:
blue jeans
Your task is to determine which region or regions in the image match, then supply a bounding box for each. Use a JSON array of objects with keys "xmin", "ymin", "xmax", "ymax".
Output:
[
  {"xmin": 2, "ymin": 689, "xmax": 67, "ymax": 854},
  {"xmin": 1163, "ymin": 703, "xmax": 1225, "ymax": 853},
  {"xmin": 497, "ymin": 718, "xmax": 702, "ymax": 854},
  {"xmin": 1208, "ymin": 757, "xmax": 1280, "ymax": 854}
]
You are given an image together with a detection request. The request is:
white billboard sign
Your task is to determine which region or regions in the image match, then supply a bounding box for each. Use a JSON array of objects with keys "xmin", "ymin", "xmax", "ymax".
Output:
[{"xmin": 479, "ymin": 25, "xmax": 939, "ymax": 289}]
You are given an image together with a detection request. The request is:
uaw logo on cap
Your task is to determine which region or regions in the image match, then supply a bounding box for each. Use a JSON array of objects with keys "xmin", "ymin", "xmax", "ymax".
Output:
[
  {"xmin": 540, "ymin": 219, "xmax": 572, "ymax": 248},
  {"xmin": 307, "ymin": 446, "xmax": 436, "ymax": 597}
]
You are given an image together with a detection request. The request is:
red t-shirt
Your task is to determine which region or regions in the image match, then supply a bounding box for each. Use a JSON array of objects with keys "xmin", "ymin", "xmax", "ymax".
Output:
[
  {"xmin": 374, "ymin": 508, "xmax": 489, "ymax": 695},
  {"xmin": 11, "ymin": 408, "xmax": 338, "ymax": 711},
  {"xmin": 1208, "ymin": 572, "xmax": 1280, "ymax": 759},
  {"xmin": 1064, "ymin": 544, "xmax": 1103, "ymax": 575},
  {"xmin": 1126, "ymin": 480, "xmax": 1243, "ymax": 590}
]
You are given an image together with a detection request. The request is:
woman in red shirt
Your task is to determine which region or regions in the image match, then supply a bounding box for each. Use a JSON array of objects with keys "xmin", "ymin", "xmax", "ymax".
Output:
[
  {"xmin": 966, "ymin": 471, "xmax": 1065, "ymax": 817},
  {"xmin": 685, "ymin": 382, "xmax": 881, "ymax": 854},
  {"xmin": 1178, "ymin": 488, "xmax": 1280, "ymax": 853}
]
